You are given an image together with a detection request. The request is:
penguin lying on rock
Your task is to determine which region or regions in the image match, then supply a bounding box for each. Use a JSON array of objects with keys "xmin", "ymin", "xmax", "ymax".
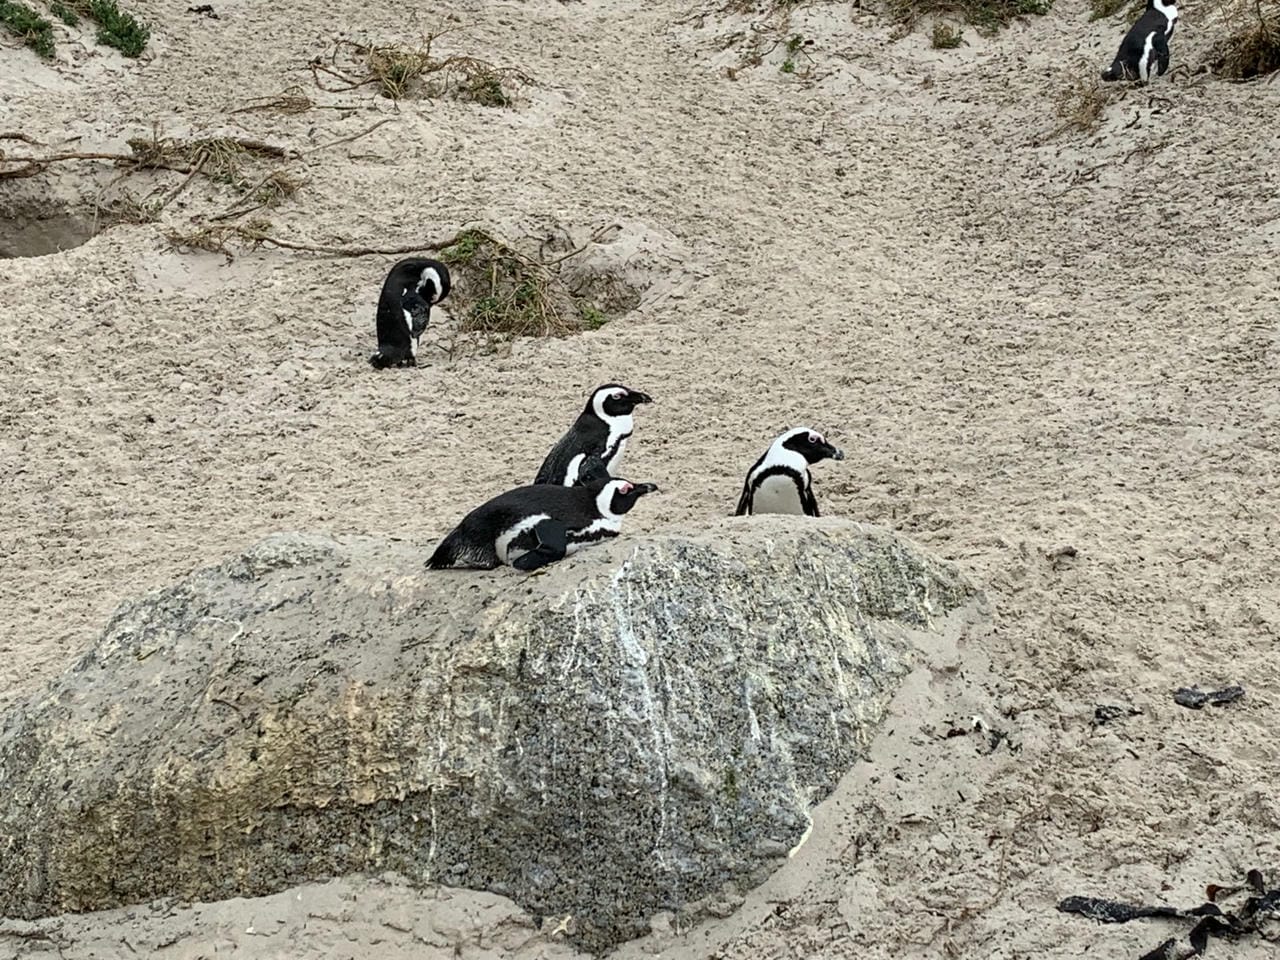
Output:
[
  {"xmin": 734, "ymin": 427, "xmax": 845, "ymax": 518},
  {"xmin": 534, "ymin": 383, "xmax": 654, "ymax": 486},
  {"xmin": 426, "ymin": 458, "xmax": 659, "ymax": 572},
  {"xmin": 369, "ymin": 258, "xmax": 451, "ymax": 369},
  {"xmin": 1101, "ymin": 0, "xmax": 1178, "ymax": 84}
]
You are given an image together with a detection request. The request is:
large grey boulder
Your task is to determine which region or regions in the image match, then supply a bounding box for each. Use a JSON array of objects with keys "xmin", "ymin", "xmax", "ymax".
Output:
[{"xmin": 0, "ymin": 518, "xmax": 981, "ymax": 950}]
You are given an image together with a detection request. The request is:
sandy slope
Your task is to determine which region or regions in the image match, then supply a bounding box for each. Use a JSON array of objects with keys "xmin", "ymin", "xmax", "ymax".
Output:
[{"xmin": 2, "ymin": 0, "xmax": 1278, "ymax": 956}]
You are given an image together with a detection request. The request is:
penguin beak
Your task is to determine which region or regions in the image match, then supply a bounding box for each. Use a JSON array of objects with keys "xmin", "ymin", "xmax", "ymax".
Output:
[
  {"xmin": 825, "ymin": 445, "xmax": 845, "ymax": 462},
  {"xmin": 634, "ymin": 482, "xmax": 659, "ymax": 496},
  {"xmin": 629, "ymin": 391, "xmax": 653, "ymax": 405}
]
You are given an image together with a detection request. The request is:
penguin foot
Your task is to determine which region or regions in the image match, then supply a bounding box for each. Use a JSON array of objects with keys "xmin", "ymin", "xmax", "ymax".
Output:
[{"xmin": 511, "ymin": 520, "xmax": 569, "ymax": 572}]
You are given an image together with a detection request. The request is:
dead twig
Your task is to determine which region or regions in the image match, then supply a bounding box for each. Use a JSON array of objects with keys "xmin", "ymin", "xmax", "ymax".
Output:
[
  {"xmin": 301, "ymin": 116, "xmax": 394, "ymax": 156},
  {"xmin": 154, "ymin": 152, "xmax": 208, "ymax": 213}
]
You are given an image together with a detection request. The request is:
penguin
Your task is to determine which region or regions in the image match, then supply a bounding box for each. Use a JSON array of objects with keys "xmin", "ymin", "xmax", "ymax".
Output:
[
  {"xmin": 1101, "ymin": 0, "xmax": 1178, "ymax": 84},
  {"xmin": 534, "ymin": 383, "xmax": 654, "ymax": 486},
  {"xmin": 425, "ymin": 469, "xmax": 659, "ymax": 572},
  {"xmin": 369, "ymin": 258, "xmax": 451, "ymax": 369},
  {"xmin": 734, "ymin": 427, "xmax": 845, "ymax": 518}
]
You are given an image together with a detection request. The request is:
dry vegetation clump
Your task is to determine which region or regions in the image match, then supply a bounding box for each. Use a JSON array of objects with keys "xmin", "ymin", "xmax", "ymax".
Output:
[
  {"xmin": 1048, "ymin": 73, "xmax": 1119, "ymax": 138},
  {"xmin": 1212, "ymin": 0, "xmax": 1280, "ymax": 79},
  {"xmin": 931, "ymin": 21, "xmax": 964, "ymax": 47},
  {"xmin": 125, "ymin": 132, "xmax": 291, "ymax": 182},
  {"xmin": 886, "ymin": 0, "xmax": 1052, "ymax": 36},
  {"xmin": 1088, "ymin": 0, "xmax": 1144, "ymax": 20},
  {"xmin": 439, "ymin": 228, "xmax": 613, "ymax": 338},
  {"xmin": 311, "ymin": 33, "xmax": 532, "ymax": 106}
]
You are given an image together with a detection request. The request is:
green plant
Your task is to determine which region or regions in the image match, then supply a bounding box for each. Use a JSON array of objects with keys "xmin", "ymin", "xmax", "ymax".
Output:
[
  {"xmin": 50, "ymin": 1, "xmax": 78, "ymax": 25},
  {"xmin": 579, "ymin": 303, "xmax": 609, "ymax": 330},
  {"xmin": 0, "ymin": 0, "xmax": 55, "ymax": 57},
  {"xmin": 81, "ymin": 0, "xmax": 149, "ymax": 57}
]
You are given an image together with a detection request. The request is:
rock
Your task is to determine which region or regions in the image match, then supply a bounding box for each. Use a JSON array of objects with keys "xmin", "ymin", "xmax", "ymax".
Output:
[{"xmin": 0, "ymin": 517, "xmax": 981, "ymax": 951}]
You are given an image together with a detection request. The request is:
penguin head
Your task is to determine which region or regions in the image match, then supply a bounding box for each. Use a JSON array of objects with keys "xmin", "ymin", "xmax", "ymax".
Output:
[
  {"xmin": 415, "ymin": 259, "xmax": 451, "ymax": 305},
  {"xmin": 574, "ymin": 455, "xmax": 613, "ymax": 488},
  {"xmin": 781, "ymin": 428, "xmax": 845, "ymax": 465},
  {"xmin": 589, "ymin": 383, "xmax": 654, "ymax": 420},
  {"xmin": 597, "ymin": 478, "xmax": 659, "ymax": 518},
  {"xmin": 386, "ymin": 258, "xmax": 451, "ymax": 305}
]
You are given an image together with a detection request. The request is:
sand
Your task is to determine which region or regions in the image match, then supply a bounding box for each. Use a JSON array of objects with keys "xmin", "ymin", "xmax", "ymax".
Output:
[{"xmin": 2, "ymin": 0, "xmax": 1278, "ymax": 956}]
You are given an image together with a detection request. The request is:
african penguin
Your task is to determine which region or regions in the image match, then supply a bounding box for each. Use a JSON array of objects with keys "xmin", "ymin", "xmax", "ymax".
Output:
[
  {"xmin": 1101, "ymin": 0, "xmax": 1177, "ymax": 84},
  {"xmin": 369, "ymin": 258, "xmax": 451, "ymax": 369},
  {"xmin": 734, "ymin": 427, "xmax": 845, "ymax": 518},
  {"xmin": 534, "ymin": 383, "xmax": 654, "ymax": 486},
  {"xmin": 425, "ymin": 474, "xmax": 659, "ymax": 572}
]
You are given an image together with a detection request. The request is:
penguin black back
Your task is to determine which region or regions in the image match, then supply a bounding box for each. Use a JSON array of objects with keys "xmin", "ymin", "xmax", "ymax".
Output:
[
  {"xmin": 1101, "ymin": 0, "xmax": 1178, "ymax": 83},
  {"xmin": 369, "ymin": 258, "xmax": 451, "ymax": 369},
  {"xmin": 427, "ymin": 474, "xmax": 659, "ymax": 572},
  {"xmin": 735, "ymin": 427, "xmax": 845, "ymax": 518},
  {"xmin": 534, "ymin": 383, "xmax": 654, "ymax": 486}
]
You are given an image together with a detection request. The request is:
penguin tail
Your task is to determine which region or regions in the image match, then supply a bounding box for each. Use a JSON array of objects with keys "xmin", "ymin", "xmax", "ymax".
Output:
[
  {"xmin": 369, "ymin": 352, "xmax": 393, "ymax": 369},
  {"xmin": 426, "ymin": 534, "xmax": 459, "ymax": 569}
]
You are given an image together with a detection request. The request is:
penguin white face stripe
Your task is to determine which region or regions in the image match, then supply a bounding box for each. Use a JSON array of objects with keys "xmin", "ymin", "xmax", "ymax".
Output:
[
  {"xmin": 589, "ymin": 389, "xmax": 635, "ymax": 478},
  {"xmin": 596, "ymin": 482, "xmax": 629, "ymax": 522},
  {"xmin": 419, "ymin": 267, "xmax": 444, "ymax": 303},
  {"xmin": 495, "ymin": 513, "xmax": 550, "ymax": 564}
]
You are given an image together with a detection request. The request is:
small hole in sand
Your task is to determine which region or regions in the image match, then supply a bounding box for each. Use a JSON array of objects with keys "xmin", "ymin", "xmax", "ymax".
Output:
[{"xmin": 0, "ymin": 197, "xmax": 98, "ymax": 259}]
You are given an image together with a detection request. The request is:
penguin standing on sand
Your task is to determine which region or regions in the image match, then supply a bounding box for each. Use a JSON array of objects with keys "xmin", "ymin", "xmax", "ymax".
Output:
[
  {"xmin": 369, "ymin": 258, "xmax": 451, "ymax": 369},
  {"xmin": 1101, "ymin": 0, "xmax": 1178, "ymax": 84},
  {"xmin": 426, "ymin": 465, "xmax": 659, "ymax": 572},
  {"xmin": 734, "ymin": 427, "xmax": 845, "ymax": 518},
  {"xmin": 534, "ymin": 383, "xmax": 654, "ymax": 486}
]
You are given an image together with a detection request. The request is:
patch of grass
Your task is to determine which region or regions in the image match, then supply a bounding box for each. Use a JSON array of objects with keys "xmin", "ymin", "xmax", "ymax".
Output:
[
  {"xmin": 50, "ymin": 1, "xmax": 78, "ymax": 26},
  {"xmin": 77, "ymin": 0, "xmax": 149, "ymax": 57},
  {"xmin": 886, "ymin": 0, "xmax": 1052, "ymax": 37},
  {"xmin": 0, "ymin": 0, "xmax": 55, "ymax": 58},
  {"xmin": 1213, "ymin": 0, "xmax": 1280, "ymax": 79},
  {"xmin": 931, "ymin": 21, "xmax": 964, "ymax": 47},
  {"xmin": 316, "ymin": 35, "xmax": 532, "ymax": 106},
  {"xmin": 579, "ymin": 303, "xmax": 609, "ymax": 330}
]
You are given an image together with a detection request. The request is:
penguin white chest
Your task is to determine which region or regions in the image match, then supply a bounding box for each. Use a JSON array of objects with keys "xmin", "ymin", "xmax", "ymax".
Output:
[
  {"xmin": 605, "ymin": 435, "xmax": 629, "ymax": 476},
  {"xmin": 752, "ymin": 474, "xmax": 807, "ymax": 515}
]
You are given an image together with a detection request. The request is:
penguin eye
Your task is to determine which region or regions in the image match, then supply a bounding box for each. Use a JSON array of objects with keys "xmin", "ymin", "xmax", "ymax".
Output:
[
  {"xmin": 619, "ymin": 482, "xmax": 633, "ymax": 494},
  {"xmin": 809, "ymin": 432, "xmax": 822, "ymax": 444}
]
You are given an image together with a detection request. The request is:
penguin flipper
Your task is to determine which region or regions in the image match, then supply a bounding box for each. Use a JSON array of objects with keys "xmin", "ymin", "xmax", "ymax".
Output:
[
  {"xmin": 733, "ymin": 480, "xmax": 753, "ymax": 517},
  {"xmin": 1153, "ymin": 31, "xmax": 1170, "ymax": 76},
  {"xmin": 511, "ymin": 520, "xmax": 569, "ymax": 572},
  {"xmin": 801, "ymin": 482, "xmax": 821, "ymax": 518}
]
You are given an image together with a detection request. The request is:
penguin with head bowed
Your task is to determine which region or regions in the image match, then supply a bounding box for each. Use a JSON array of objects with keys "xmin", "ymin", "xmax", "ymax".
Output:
[
  {"xmin": 534, "ymin": 383, "xmax": 654, "ymax": 486},
  {"xmin": 735, "ymin": 427, "xmax": 845, "ymax": 518},
  {"xmin": 1101, "ymin": 0, "xmax": 1178, "ymax": 84},
  {"xmin": 369, "ymin": 258, "xmax": 451, "ymax": 369},
  {"xmin": 425, "ymin": 464, "xmax": 659, "ymax": 572}
]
